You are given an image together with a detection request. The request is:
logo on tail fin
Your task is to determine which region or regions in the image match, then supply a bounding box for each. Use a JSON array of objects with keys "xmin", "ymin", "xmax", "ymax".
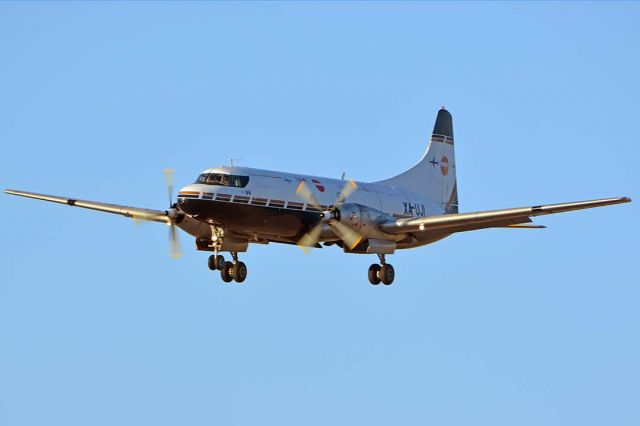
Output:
[{"xmin": 440, "ymin": 156, "xmax": 449, "ymax": 176}]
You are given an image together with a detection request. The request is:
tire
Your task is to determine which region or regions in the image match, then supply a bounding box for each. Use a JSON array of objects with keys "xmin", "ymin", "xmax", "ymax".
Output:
[
  {"xmin": 368, "ymin": 264, "xmax": 381, "ymax": 285},
  {"xmin": 208, "ymin": 254, "xmax": 224, "ymax": 270},
  {"xmin": 233, "ymin": 261, "xmax": 247, "ymax": 283},
  {"xmin": 380, "ymin": 264, "xmax": 395, "ymax": 285},
  {"xmin": 220, "ymin": 261, "xmax": 234, "ymax": 283}
]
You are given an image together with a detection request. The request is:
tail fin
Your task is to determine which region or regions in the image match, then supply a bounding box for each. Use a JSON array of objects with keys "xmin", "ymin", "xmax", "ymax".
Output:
[{"xmin": 376, "ymin": 107, "xmax": 458, "ymax": 214}]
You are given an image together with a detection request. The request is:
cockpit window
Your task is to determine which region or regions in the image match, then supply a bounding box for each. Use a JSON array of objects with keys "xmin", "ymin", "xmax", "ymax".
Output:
[
  {"xmin": 206, "ymin": 174, "xmax": 229, "ymax": 186},
  {"xmin": 195, "ymin": 173, "xmax": 249, "ymax": 188}
]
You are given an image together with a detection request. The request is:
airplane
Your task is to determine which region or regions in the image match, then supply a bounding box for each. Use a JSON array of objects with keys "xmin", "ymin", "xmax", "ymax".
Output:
[{"xmin": 5, "ymin": 108, "xmax": 631, "ymax": 285}]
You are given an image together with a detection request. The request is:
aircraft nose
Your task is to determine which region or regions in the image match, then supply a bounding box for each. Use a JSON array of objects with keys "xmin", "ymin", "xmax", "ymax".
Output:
[
  {"xmin": 176, "ymin": 185, "xmax": 201, "ymax": 213},
  {"xmin": 177, "ymin": 184, "xmax": 200, "ymax": 197}
]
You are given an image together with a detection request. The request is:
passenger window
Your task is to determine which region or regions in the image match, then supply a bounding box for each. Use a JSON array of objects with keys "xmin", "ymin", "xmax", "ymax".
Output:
[{"xmin": 230, "ymin": 175, "xmax": 250, "ymax": 188}]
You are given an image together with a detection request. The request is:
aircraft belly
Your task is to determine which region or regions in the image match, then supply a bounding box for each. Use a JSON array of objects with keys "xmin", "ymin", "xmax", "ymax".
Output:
[{"xmin": 179, "ymin": 199, "xmax": 319, "ymax": 239}]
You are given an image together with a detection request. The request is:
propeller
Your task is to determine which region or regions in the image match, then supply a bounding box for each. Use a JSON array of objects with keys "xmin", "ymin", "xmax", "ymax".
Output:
[
  {"xmin": 164, "ymin": 168, "xmax": 174, "ymax": 208},
  {"xmin": 336, "ymin": 179, "xmax": 357, "ymax": 205},
  {"xmin": 328, "ymin": 219, "xmax": 363, "ymax": 250},
  {"xmin": 163, "ymin": 168, "xmax": 182, "ymax": 259},
  {"xmin": 295, "ymin": 179, "xmax": 362, "ymax": 252}
]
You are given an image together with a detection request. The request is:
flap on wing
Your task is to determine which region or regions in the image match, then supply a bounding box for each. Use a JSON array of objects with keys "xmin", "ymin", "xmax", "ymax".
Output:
[
  {"xmin": 380, "ymin": 197, "xmax": 631, "ymax": 235},
  {"xmin": 500, "ymin": 223, "xmax": 547, "ymax": 229},
  {"xmin": 5, "ymin": 189, "xmax": 170, "ymax": 223}
]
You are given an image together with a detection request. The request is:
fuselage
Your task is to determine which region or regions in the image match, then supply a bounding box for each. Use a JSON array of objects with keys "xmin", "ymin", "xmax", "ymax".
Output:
[{"xmin": 177, "ymin": 166, "xmax": 446, "ymax": 248}]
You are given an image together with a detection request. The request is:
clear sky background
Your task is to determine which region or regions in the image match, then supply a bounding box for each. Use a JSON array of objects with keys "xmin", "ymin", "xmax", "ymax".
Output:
[{"xmin": 1, "ymin": 2, "xmax": 638, "ymax": 425}]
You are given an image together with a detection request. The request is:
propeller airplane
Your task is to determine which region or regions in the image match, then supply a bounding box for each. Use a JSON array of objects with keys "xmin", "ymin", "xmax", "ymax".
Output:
[{"xmin": 5, "ymin": 108, "xmax": 631, "ymax": 285}]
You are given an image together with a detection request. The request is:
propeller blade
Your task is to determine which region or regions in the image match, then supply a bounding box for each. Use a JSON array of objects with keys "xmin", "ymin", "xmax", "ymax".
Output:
[
  {"xmin": 297, "ymin": 222, "xmax": 323, "ymax": 253},
  {"xmin": 164, "ymin": 168, "xmax": 174, "ymax": 207},
  {"xmin": 169, "ymin": 223, "xmax": 182, "ymax": 259},
  {"xmin": 336, "ymin": 179, "xmax": 357, "ymax": 205},
  {"xmin": 295, "ymin": 181, "xmax": 322, "ymax": 211},
  {"xmin": 330, "ymin": 220, "xmax": 363, "ymax": 250}
]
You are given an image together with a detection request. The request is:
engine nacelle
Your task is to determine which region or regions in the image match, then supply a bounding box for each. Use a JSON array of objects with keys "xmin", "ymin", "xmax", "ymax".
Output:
[{"xmin": 331, "ymin": 203, "xmax": 398, "ymax": 242}]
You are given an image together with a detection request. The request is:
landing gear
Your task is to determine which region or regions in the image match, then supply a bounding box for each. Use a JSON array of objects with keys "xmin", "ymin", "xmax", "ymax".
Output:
[
  {"xmin": 206, "ymin": 227, "xmax": 247, "ymax": 283},
  {"xmin": 220, "ymin": 261, "xmax": 234, "ymax": 283},
  {"xmin": 379, "ymin": 264, "xmax": 395, "ymax": 285},
  {"xmin": 232, "ymin": 261, "xmax": 247, "ymax": 283},
  {"xmin": 208, "ymin": 254, "xmax": 225, "ymax": 271},
  {"xmin": 368, "ymin": 264, "xmax": 381, "ymax": 285},
  {"xmin": 213, "ymin": 251, "xmax": 247, "ymax": 283},
  {"xmin": 368, "ymin": 254, "xmax": 394, "ymax": 285}
]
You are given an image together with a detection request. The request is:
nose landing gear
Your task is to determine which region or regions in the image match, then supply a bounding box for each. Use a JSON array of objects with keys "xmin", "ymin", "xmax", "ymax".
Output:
[
  {"xmin": 208, "ymin": 254, "xmax": 226, "ymax": 271},
  {"xmin": 368, "ymin": 254, "xmax": 394, "ymax": 285}
]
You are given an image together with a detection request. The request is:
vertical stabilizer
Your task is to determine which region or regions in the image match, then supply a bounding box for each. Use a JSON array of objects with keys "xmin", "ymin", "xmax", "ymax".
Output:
[{"xmin": 376, "ymin": 108, "xmax": 458, "ymax": 214}]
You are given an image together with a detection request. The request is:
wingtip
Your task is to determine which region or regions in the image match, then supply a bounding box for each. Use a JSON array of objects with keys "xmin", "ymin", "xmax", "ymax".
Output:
[{"xmin": 622, "ymin": 196, "xmax": 632, "ymax": 203}]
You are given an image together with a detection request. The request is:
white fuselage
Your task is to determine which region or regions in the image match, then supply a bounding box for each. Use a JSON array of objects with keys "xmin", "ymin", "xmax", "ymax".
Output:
[
  {"xmin": 180, "ymin": 166, "xmax": 443, "ymax": 217},
  {"xmin": 176, "ymin": 166, "xmax": 447, "ymax": 249}
]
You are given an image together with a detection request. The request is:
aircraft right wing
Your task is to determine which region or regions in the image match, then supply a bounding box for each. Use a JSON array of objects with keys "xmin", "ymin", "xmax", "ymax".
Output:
[
  {"xmin": 380, "ymin": 197, "xmax": 631, "ymax": 235},
  {"xmin": 4, "ymin": 189, "xmax": 171, "ymax": 223}
]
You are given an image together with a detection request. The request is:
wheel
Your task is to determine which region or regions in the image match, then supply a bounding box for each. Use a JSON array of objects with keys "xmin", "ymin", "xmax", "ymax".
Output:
[
  {"xmin": 368, "ymin": 264, "xmax": 381, "ymax": 285},
  {"xmin": 220, "ymin": 261, "xmax": 234, "ymax": 283},
  {"xmin": 208, "ymin": 254, "xmax": 225, "ymax": 270},
  {"xmin": 380, "ymin": 264, "xmax": 395, "ymax": 285},
  {"xmin": 233, "ymin": 261, "xmax": 247, "ymax": 283}
]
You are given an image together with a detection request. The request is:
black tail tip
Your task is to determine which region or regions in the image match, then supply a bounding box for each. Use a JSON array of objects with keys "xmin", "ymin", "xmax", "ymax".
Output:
[{"xmin": 433, "ymin": 107, "xmax": 453, "ymax": 138}]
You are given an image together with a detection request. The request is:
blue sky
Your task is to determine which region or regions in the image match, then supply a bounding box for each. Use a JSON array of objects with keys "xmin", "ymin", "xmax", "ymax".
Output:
[{"xmin": 1, "ymin": 2, "xmax": 638, "ymax": 425}]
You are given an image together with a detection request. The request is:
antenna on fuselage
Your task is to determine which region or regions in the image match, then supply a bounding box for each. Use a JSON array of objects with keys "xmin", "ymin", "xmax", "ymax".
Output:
[
  {"xmin": 340, "ymin": 172, "xmax": 346, "ymax": 180},
  {"xmin": 229, "ymin": 159, "xmax": 243, "ymax": 167}
]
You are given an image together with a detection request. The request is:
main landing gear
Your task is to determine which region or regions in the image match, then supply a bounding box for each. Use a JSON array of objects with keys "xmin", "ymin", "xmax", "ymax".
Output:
[
  {"xmin": 368, "ymin": 254, "xmax": 395, "ymax": 285},
  {"xmin": 208, "ymin": 251, "xmax": 247, "ymax": 283}
]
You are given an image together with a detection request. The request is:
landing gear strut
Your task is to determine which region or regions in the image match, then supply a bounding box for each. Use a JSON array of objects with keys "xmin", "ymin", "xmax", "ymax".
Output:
[
  {"xmin": 213, "ymin": 251, "xmax": 247, "ymax": 283},
  {"xmin": 368, "ymin": 254, "xmax": 394, "ymax": 285}
]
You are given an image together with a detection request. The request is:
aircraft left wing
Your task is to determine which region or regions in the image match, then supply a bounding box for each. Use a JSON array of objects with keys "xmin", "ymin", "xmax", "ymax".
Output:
[
  {"xmin": 380, "ymin": 197, "xmax": 631, "ymax": 235},
  {"xmin": 4, "ymin": 189, "xmax": 171, "ymax": 223}
]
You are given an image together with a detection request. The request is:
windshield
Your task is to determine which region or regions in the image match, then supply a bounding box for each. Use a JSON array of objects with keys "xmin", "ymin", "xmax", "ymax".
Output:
[{"xmin": 195, "ymin": 173, "xmax": 249, "ymax": 188}]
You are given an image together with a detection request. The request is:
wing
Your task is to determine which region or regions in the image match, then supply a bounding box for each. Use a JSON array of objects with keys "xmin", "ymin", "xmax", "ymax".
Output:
[
  {"xmin": 380, "ymin": 197, "xmax": 631, "ymax": 235},
  {"xmin": 4, "ymin": 189, "xmax": 170, "ymax": 224}
]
